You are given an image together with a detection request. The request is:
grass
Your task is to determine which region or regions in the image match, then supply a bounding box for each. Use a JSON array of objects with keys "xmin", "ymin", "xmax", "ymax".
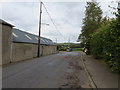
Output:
[{"xmin": 72, "ymin": 48, "xmax": 84, "ymax": 51}]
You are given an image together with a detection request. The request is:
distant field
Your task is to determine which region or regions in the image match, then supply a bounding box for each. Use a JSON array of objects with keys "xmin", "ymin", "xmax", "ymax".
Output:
[{"xmin": 72, "ymin": 48, "xmax": 84, "ymax": 51}]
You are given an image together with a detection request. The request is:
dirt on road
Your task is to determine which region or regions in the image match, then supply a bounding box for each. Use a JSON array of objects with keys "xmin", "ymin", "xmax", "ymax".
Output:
[{"xmin": 2, "ymin": 52, "xmax": 91, "ymax": 88}]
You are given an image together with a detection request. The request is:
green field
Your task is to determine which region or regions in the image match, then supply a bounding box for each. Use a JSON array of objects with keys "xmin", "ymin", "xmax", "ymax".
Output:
[{"xmin": 72, "ymin": 48, "xmax": 84, "ymax": 51}]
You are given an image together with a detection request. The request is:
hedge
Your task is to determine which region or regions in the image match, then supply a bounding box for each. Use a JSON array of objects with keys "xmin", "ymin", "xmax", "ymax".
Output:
[{"xmin": 90, "ymin": 18, "xmax": 120, "ymax": 73}]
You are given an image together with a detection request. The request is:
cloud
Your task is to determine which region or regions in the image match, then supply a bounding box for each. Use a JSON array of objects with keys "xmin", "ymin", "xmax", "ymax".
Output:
[
  {"xmin": 2, "ymin": 2, "xmax": 39, "ymax": 31},
  {"xmin": 100, "ymin": 2, "xmax": 118, "ymax": 18},
  {"xmin": 40, "ymin": 2, "xmax": 85, "ymax": 42},
  {"xmin": 1, "ymin": 1, "xmax": 116, "ymax": 43},
  {"xmin": 0, "ymin": 3, "xmax": 2, "ymax": 18}
]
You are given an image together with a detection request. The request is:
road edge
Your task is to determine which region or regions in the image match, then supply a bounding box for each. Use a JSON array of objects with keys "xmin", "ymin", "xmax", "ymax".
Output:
[{"xmin": 80, "ymin": 51, "xmax": 97, "ymax": 89}]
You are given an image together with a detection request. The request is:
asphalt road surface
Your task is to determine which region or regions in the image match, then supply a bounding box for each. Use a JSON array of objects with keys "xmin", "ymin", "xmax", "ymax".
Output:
[{"xmin": 2, "ymin": 52, "xmax": 90, "ymax": 88}]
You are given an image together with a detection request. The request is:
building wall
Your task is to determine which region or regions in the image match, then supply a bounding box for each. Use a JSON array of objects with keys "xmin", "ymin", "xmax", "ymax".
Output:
[
  {"xmin": 11, "ymin": 43, "xmax": 34, "ymax": 62},
  {"xmin": 11, "ymin": 42, "xmax": 57, "ymax": 63},
  {"xmin": 0, "ymin": 24, "xmax": 2, "ymax": 65},
  {"xmin": 0, "ymin": 21, "xmax": 57, "ymax": 65},
  {"xmin": 1, "ymin": 25, "xmax": 12, "ymax": 65}
]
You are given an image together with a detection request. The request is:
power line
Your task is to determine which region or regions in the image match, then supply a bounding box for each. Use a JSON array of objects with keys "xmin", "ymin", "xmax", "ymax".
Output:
[{"xmin": 42, "ymin": 2, "xmax": 63, "ymax": 36}]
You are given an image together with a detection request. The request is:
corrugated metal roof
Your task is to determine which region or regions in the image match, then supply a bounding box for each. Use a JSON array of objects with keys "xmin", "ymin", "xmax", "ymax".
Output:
[
  {"xmin": 0, "ymin": 19, "xmax": 14, "ymax": 27},
  {"xmin": 12, "ymin": 28, "xmax": 55, "ymax": 45}
]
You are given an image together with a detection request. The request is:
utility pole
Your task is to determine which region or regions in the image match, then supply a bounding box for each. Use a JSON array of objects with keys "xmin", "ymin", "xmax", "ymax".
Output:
[
  {"xmin": 56, "ymin": 38, "xmax": 57, "ymax": 43},
  {"xmin": 38, "ymin": 1, "xmax": 42, "ymax": 57},
  {"xmin": 68, "ymin": 37, "xmax": 70, "ymax": 48},
  {"xmin": 68, "ymin": 37, "xmax": 70, "ymax": 43}
]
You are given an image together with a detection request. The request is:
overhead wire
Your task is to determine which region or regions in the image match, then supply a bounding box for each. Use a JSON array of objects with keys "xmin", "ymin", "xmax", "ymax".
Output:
[{"xmin": 42, "ymin": 2, "xmax": 63, "ymax": 37}]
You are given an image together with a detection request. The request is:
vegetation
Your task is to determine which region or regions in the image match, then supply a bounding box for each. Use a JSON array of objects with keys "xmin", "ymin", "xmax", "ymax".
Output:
[
  {"xmin": 78, "ymin": 2, "xmax": 120, "ymax": 73},
  {"xmin": 81, "ymin": 2, "xmax": 102, "ymax": 38},
  {"xmin": 57, "ymin": 43, "xmax": 83, "ymax": 51},
  {"xmin": 90, "ymin": 18, "xmax": 120, "ymax": 73},
  {"xmin": 78, "ymin": 2, "xmax": 103, "ymax": 54}
]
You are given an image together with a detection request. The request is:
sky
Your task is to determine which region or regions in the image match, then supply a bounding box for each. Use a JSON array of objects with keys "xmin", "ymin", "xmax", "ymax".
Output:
[{"xmin": 0, "ymin": 0, "xmax": 119, "ymax": 43}]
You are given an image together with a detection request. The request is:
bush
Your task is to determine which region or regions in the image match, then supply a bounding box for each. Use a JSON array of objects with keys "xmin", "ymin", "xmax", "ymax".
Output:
[{"xmin": 90, "ymin": 18, "xmax": 120, "ymax": 73}]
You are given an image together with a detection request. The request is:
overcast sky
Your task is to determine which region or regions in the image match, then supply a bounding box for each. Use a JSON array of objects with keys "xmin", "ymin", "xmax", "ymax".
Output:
[{"xmin": 0, "ymin": 0, "xmax": 118, "ymax": 43}]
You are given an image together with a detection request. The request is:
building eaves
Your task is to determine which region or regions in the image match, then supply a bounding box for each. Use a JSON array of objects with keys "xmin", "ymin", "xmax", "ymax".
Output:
[{"xmin": 0, "ymin": 19, "xmax": 14, "ymax": 27}]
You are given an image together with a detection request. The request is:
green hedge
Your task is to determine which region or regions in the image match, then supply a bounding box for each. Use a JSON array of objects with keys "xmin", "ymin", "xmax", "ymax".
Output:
[{"xmin": 90, "ymin": 19, "xmax": 120, "ymax": 73}]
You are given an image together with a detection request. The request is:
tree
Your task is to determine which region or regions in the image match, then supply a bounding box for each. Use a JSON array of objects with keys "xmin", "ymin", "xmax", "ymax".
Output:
[
  {"xmin": 88, "ymin": 2, "xmax": 120, "ymax": 73},
  {"xmin": 78, "ymin": 2, "xmax": 103, "ymax": 44}
]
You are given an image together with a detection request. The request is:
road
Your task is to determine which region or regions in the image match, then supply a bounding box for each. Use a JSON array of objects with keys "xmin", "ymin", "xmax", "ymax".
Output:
[{"xmin": 2, "ymin": 52, "xmax": 90, "ymax": 88}]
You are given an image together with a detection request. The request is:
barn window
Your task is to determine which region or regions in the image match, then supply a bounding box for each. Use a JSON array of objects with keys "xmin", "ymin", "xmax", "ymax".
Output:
[
  {"xmin": 25, "ymin": 34, "xmax": 32, "ymax": 40},
  {"xmin": 35, "ymin": 37, "xmax": 38, "ymax": 40},
  {"xmin": 41, "ymin": 38, "xmax": 45, "ymax": 42},
  {"xmin": 12, "ymin": 32, "xmax": 18, "ymax": 38}
]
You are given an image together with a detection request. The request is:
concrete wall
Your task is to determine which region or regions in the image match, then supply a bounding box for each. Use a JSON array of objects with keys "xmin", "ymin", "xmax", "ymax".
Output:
[
  {"xmin": 11, "ymin": 42, "xmax": 57, "ymax": 63},
  {"xmin": 0, "ymin": 24, "xmax": 2, "ymax": 65},
  {"xmin": 1, "ymin": 24, "xmax": 12, "ymax": 65},
  {"xmin": 11, "ymin": 43, "xmax": 34, "ymax": 62},
  {"xmin": 0, "ymin": 21, "xmax": 57, "ymax": 65}
]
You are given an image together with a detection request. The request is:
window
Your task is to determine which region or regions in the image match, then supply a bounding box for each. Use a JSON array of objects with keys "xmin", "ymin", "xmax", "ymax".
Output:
[
  {"xmin": 35, "ymin": 37, "xmax": 38, "ymax": 40},
  {"xmin": 25, "ymin": 34, "xmax": 32, "ymax": 40},
  {"xmin": 12, "ymin": 33, "xmax": 18, "ymax": 38},
  {"xmin": 41, "ymin": 38, "xmax": 45, "ymax": 42}
]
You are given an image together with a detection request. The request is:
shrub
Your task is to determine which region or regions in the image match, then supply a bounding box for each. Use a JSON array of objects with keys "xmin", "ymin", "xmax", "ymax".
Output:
[{"xmin": 90, "ymin": 19, "xmax": 120, "ymax": 73}]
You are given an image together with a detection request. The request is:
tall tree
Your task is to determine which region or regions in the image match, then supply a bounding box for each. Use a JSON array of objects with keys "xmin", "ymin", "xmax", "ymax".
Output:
[{"xmin": 78, "ymin": 2, "xmax": 103, "ymax": 43}]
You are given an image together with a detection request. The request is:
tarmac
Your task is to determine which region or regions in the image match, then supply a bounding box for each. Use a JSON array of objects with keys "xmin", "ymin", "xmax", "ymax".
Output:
[
  {"xmin": 81, "ymin": 51, "xmax": 119, "ymax": 88},
  {"xmin": 2, "ymin": 52, "xmax": 90, "ymax": 88}
]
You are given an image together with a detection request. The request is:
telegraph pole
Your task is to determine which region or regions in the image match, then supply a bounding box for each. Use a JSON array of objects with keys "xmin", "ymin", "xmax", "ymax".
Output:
[
  {"xmin": 38, "ymin": 1, "xmax": 42, "ymax": 57},
  {"xmin": 68, "ymin": 37, "xmax": 70, "ymax": 43},
  {"xmin": 56, "ymin": 38, "xmax": 57, "ymax": 43}
]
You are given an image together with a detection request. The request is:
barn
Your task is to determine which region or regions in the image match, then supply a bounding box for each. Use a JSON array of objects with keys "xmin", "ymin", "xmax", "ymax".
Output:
[
  {"xmin": 11, "ymin": 28, "xmax": 57, "ymax": 62},
  {"xmin": 0, "ymin": 19, "xmax": 57, "ymax": 65}
]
